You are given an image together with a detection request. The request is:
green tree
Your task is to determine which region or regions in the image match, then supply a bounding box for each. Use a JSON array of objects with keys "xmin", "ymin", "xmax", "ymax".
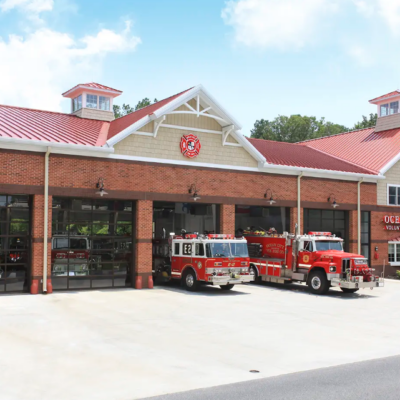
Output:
[
  {"xmin": 113, "ymin": 98, "xmax": 159, "ymax": 118},
  {"xmin": 250, "ymin": 115, "xmax": 348, "ymax": 143},
  {"xmin": 353, "ymin": 113, "xmax": 377, "ymax": 130}
]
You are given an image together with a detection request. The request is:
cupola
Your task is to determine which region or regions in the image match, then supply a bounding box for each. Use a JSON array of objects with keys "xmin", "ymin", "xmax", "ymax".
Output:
[
  {"xmin": 369, "ymin": 90, "xmax": 400, "ymax": 132},
  {"xmin": 62, "ymin": 83, "xmax": 122, "ymax": 122}
]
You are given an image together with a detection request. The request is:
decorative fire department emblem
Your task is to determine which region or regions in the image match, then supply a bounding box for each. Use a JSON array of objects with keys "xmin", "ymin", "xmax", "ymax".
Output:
[
  {"xmin": 303, "ymin": 255, "xmax": 310, "ymax": 263},
  {"xmin": 180, "ymin": 134, "xmax": 201, "ymax": 158}
]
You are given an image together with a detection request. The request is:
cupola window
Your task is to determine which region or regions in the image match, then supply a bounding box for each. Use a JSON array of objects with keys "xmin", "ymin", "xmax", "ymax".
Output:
[
  {"xmin": 86, "ymin": 94, "xmax": 98, "ymax": 109},
  {"xmin": 99, "ymin": 96, "xmax": 110, "ymax": 111},
  {"xmin": 72, "ymin": 95, "xmax": 82, "ymax": 112},
  {"xmin": 380, "ymin": 101, "xmax": 399, "ymax": 117}
]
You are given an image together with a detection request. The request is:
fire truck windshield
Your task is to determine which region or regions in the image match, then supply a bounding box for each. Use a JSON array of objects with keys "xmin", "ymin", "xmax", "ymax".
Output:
[
  {"xmin": 206, "ymin": 242, "xmax": 249, "ymax": 258},
  {"xmin": 315, "ymin": 241, "xmax": 343, "ymax": 251},
  {"xmin": 53, "ymin": 238, "xmax": 88, "ymax": 250}
]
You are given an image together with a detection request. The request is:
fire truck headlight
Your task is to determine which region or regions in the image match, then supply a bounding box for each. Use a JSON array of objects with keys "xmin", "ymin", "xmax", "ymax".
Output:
[{"xmin": 329, "ymin": 266, "xmax": 336, "ymax": 272}]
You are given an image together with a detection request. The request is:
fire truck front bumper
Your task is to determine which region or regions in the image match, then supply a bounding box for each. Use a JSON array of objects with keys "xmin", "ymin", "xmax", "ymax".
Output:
[
  {"xmin": 331, "ymin": 277, "xmax": 384, "ymax": 289},
  {"xmin": 208, "ymin": 274, "xmax": 254, "ymax": 285}
]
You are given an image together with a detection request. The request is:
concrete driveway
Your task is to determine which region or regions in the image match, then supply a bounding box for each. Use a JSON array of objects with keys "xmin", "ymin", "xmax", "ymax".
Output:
[{"xmin": 1, "ymin": 280, "xmax": 399, "ymax": 400}]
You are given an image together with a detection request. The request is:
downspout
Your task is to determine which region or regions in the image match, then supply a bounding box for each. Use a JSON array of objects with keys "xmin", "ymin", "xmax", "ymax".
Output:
[
  {"xmin": 297, "ymin": 172, "xmax": 304, "ymax": 234},
  {"xmin": 43, "ymin": 147, "xmax": 51, "ymax": 293},
  {"xmin": 357, "ymin": 178, "xmax": 364, "ymax": 255}
]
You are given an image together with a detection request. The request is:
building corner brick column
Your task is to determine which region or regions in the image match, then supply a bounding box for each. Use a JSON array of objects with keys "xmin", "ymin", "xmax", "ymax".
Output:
[
  {"xmin": 220, "ymin": 204, "xmax": 235, "ymax": 234},
  {"xmin": 135, "ymin": 200, "xmax": 153, "ymax": 289},
  {"xmin": 31, "ymin": 194, "xmax": 52, "ymax": 294}
]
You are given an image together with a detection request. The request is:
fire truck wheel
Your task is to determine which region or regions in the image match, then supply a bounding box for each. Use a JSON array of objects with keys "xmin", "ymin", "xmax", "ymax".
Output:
[
  {"xmin": 249, "ymin": 265, "xmax": 260, "ymax": 283},
  {"xmin": 340, "ymin": 288, "xmax": 359, "ymax": 294},
  {"xmin": 308, "ymin": 270, "xmax": 330, "ymax": 295},
  {"xmin": 182, "ymin": 269, "xmax": 200, "ymax": 292},
  {"xmin": 220, "ymin": 284, "xmax": 235, "ymax": 290}
]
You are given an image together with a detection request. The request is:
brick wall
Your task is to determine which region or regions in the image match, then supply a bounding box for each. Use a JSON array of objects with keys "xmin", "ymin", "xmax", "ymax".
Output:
[
  {"xmin": 220, "ymin": 204, "xmax": 235, "ymax": 234},
  {"xmin": 135, "ymin": 200, "xmax": 153, "ymax": 288},
  {"xmin": 31, "ymin": 194, "xmax": 52, "ymax": 291},
  {"xmin": 0, "ymin": 148, "xmax": 398, "ymax": 288}
]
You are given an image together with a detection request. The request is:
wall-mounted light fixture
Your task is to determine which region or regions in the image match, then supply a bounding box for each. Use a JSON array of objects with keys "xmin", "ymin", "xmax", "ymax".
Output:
[
  {"xmin": 327, "ymin": 194, "xmax": 339, "ymax": 208},
  {"xmin": 188, "ymin": 184, "xmax": 201, "ymax": 201},
  {"xmin": 264, "ymin": 189, "xmax": 276, "ymax": 205},
  {"xmin": 95, "ymin": 178, "xmax": 108, "ymax": 197}
]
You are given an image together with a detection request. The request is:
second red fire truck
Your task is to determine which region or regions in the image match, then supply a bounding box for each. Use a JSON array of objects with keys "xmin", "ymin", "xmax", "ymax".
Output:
[
  {"xmin": 153, "ymin": 231, "xmax": 253, "ymax": 291},
  {"xmin": 244, "ymin": 228, "xmax": 384, "ymax": 295}
]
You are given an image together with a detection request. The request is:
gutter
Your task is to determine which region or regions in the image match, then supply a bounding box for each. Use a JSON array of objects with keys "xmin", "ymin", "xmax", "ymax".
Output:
[
  {"xmin": 260, "ymin": 163, "xmax": 385, "ymax": 181},
  {"xmin": 0, "ymin": 136, "xmax": 114, "ymax": 155},
  {"xmin": 43, "ymin": 147, "xmax": 51, "ymax": 293},
  {"xmin": 358, "ymin": 178, "xmax": 364, "ymax": 255}
]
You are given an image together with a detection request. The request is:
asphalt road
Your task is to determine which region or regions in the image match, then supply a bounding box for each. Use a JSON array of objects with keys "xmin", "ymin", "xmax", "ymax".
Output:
[{"xmin": 144, "ymin": 355, "xmax": 400, "ymax": 400}]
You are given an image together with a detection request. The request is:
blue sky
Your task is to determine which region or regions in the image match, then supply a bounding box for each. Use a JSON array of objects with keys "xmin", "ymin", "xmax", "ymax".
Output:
[{"xmin": 0, "ymin": 0, "xmax": 399, "ymax": 135}]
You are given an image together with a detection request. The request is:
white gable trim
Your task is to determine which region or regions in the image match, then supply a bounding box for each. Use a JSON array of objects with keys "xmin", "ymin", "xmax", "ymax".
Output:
[
  {"xmin": 105, "ymin": 85, "xmax": 266, "ymax": 163},
  {"xmin": 380, "ymin": 153, "xmax": 400, "ymax": 175}
]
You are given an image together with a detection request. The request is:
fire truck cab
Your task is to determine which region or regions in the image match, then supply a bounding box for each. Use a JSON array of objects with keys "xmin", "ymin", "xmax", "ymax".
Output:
[
  {"xmin": 153, "ymin": 231, "xmax": 253, "ymax": 291},
  {"xmin": 246, "ymin": 229, "xmax": 384, "ymax": 295}
]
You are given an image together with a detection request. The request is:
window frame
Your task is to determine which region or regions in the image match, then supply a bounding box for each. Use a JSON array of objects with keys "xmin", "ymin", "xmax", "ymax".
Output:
[
  {"xmin": 72, "ymin": 95, "xmax": 82, "ymax": 112},
  {"xmin": 388, "ymin": 241, "xmax": 400, "ymax": 266},
  {"xmin": 99, "ymin": 96, "xmax": 110, "ymax": 111},
  {"xmin": 86, "ymin": 94, "xmax": 98, "ymax": 109},
  {"xmin": 387, "ymin": 184, "xmax": 400, "ymax": 206}
]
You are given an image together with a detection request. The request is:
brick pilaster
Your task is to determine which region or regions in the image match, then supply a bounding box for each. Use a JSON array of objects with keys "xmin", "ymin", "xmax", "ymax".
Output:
[
  {"xmin": 220, "ymin": 204, "xmax": 235, "ymax": 235},
  {"xmin": 135, "ymin": 200, "xmax": 153, "ymax": 289},
  {"xmin": 31, "ymin": 194, "xmax": 52, "ymax": 292},
  {"xmin": 290, "ymin": 207, "xmax": 303, "ymax": 235},
  {"xmin": 348, "ymin": 210, "xmax": 358, "ymax": 254}
]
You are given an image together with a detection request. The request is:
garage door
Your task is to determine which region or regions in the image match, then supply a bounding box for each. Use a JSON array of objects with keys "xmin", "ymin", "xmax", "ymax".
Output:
[
  {"xmin": 51, "ymin": 198, "xmax": 134, "ymax": 290},
  {"xmin": 0, "ymin": 195, "xmax": 31, "ymax": 293},
  {"xmin": 304, "ymin": 209, "xmax": 349, "ymax": 252}
]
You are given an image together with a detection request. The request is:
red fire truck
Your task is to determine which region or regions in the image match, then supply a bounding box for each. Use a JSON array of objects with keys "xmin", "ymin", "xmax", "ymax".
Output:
[
  {"xmin": 152, "ymin": 231, "xmax": 253, "ymax": 291},
  {"xmin": 245, "ymin": 228, "xmax": 384, "ymax": 295},
  {"xmin": 51, "ymin": 234, "xmax": 91, "ymax": 276}
]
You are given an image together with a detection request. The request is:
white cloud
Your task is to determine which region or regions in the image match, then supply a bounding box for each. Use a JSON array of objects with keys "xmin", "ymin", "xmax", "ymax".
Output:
[
  {"xmin": 221, "ymin": 0, "xmax": 339, "ymax": 50},
  {"xmin": 0, "ymin": 21, "xmax": 141, "ymax": 111},
  {"xmin": 353, "ymin": 0, "xmax": 375, "ymax": 16},
  {"xmin": 0, "ymin": 0, "xmax": 53, "ymax": 13},
  {"xmin": 376, "ymin": 0, "xmax": 400, "ymax": 35}
]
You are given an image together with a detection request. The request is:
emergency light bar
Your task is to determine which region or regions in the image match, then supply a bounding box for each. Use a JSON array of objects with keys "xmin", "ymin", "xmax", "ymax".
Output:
[
  {"xmin": 207, "ymin": 234, "xmax": 234, "ymax": 239},
  {"xmin": 308, "ymin": 232, "xmax": 332, "ymax": 236}
]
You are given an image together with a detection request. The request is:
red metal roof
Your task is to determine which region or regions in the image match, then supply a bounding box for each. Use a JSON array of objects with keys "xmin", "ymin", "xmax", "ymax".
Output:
[
  {"xmin": 0, "ymin": 104, "xmax": 109, "ymax": 146},
  {"xmin": 298, "ymin": 127, "xmax": 400, "ymax": 173},
  {"xmin": 62, "ymin": 82, "xmax": 122, "ymax": 96},
  {"xmin": 369, "ymin": 90, "xmax": 400, "ymax": 103},
  {"xmin": 107, "ymin": 88, "xmax": 193, "ymax": 141},
  {"xmin": 248, "ymin": 138, "xmax": 376, "ymax": 175}
]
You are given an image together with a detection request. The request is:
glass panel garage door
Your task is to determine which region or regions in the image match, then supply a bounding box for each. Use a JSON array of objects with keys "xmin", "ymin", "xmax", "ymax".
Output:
[
  {"xmin": 0, "ymin": 195, "xmax": 31, "ymax": 293},
  {"xmin": 51, "ymin": 198, "xmax": 134, "ymax": 290},
  {"xmin": 304, "ymin": 209, "xmax": 349, "ymax": 252}
]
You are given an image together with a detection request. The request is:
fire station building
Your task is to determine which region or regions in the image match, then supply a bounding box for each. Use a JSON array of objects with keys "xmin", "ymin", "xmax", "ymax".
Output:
[{"xmin": 0, "ymin": 83, "xmax": 399, "ymax": 293}]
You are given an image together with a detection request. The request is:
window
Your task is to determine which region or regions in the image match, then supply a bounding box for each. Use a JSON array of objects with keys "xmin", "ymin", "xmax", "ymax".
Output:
[
  {"xmin": 390, "ymin": 101, "xmax": 399, "ymax": 115},
  {"xmin": 72, "ymin": 95, "xmax": 82, "ymax": 112},
  {"xmin": 361, "ymin": 211, "xmax": 370, "ymax": 264},
  {"xmin": 174, "ymin": 243, "xmax": 180, "ymax": 255},
  {"xmin": 388, "ymin": 242, "xmax": 400, "ymax": 265},
  {"xmin": 99, "ymin": 96, "xmax": 110, "ymax": 111},
  {"xmin": 303, "ymin": 241, "xmax": 312, "ymax": 251},
  {"xmin": 315, "ymin": 241, "xmax": 343, "ymax": 251},
  {"xmin": 195, "ymin": 243, "xmax": 204, "ymax": 256},
  {"xmin": 86, "ymin": 94, "xmax": 98, "ymax": 109},
  {"xmin": 388, "ymin": 185, "xmax": 400, "ymax": 205},
  {"xmin": 380, "ymin": 102, "xmax": 399, "ymax": 116}
]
